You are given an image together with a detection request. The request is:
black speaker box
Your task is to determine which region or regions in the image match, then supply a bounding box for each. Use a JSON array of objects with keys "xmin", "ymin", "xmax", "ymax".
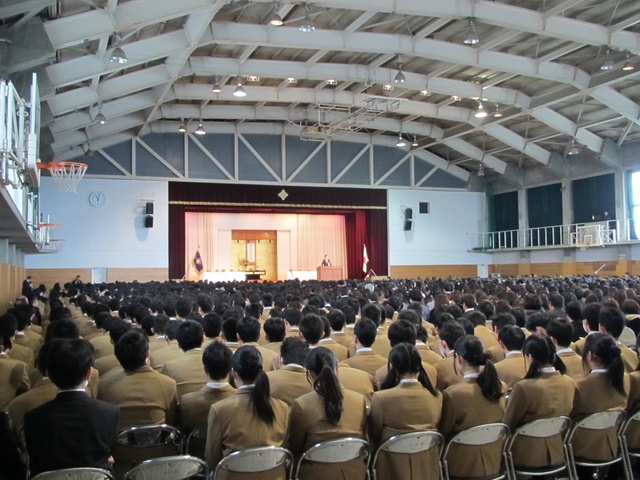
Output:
[
  {"xmin": 145, "ymin": 202, "xmax": 154, "ymax": 215},
  {"xmin": 404, "ymin": 208, "xmax": 413, "ymax": 220},
  {"xmin": 144, "ymin": 215, "xmax": 154, "ymax": 228},
  {"xmin": 404, "ymin": 219, "xmax": 412, "ymax": 231}
]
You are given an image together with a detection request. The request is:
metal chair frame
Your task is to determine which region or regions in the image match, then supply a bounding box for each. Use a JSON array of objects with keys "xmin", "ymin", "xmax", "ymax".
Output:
[
  {"xmin": 504, "ymin": 416, "xmax": 571, "ymax": 478},
  {"xmin": 183, "ymin": 426, "xmax": 207, "ymax": 458},
  {"xmin": 564, "ymin": 411, "xmax": 629, "ymax": 480},
  {"xmin": 122, "ymin": 454, "xmax": 208, "ymax": 480},
  {"xmin": 618, "ymin": 410, "xmax": 640, "ymax": 480},
  {"xmin": 441, "ymin": 423, "xmax": 510, "ymax": 480},
  {"xmin": 293, "ymin": 437, "xmax": 370, "ymax": 480},
  {"xmin": 30, "ymin": 467, "xmax": 115, "ymax": 480},
  {"xmin": 212, "ymin": 446, "xmax": 293, "ymax": 480},
  {"xmin": 369, "ymin": 430, "xmax": 444, "ymax": 480}
]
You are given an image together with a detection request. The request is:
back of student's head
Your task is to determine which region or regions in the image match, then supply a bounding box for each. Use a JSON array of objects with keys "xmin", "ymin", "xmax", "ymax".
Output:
[
  {"xmin": 237, "ymin": 316, "xmax": 262, "ymax": 343},
  {"xmin": 526, "ymin": 311, "xmax": 551, "ymax": 332},
  {"xmin": 221, "ymin": 317, "xmax": 239, "ymax": 342},
  {"xmin": 299, "ymin": 314, "xmax": 325, "ymax": 345},
  {"xmin": 439, "ymin": 321, "xmax": 465, "ymax": 350},
  {"xmin": 583, "ymin": 303, "xmax": 602, "ymax": 331},
  {"xmin": 397, "ymin": 309, "xmax": 421, "ymax": 326},
  {"xmin": 492, "ymin": 313, "xmax": 516, "ymax": 333},
  {"xmin": 176, "ymin": 297, "xmax": 192, "ymax": 318},
  {"xmin": 46, "ymin": 317, "xmax": 80, "ymax": 341},
  {"xmin": 46, "ymin": 338, "xmax": 95, "ymax": 390},
  {"xmin": 546, "ymin": 318, "xmax": 574, "ymax": 348},
  {"xmin": 115, "ymin": 329, "xmax": 149, "ymax": 371},
  {"xmin": 476, "ymin": 299, "xmax": 496, "ymax": 320},
  {"xmin": 598, "ymin": 307, "xmax": 625, "ymax": 339},
  {"xmin": 361, "ymin": 303, "xmax": 382, "ymax": 327},
  {"xmin": 282, "ymin": 308, "xmax": 302, "ymax": 327},
  {"xmin": 465, "ymin": 310, "xmax": 486, "ymax": 327},
  {"xmin": 231, "ymin": 346, "xmax": 274, "ymax": 425},
  {"xmin": 202, "ymin": 312, "xmax": 223, "ymax": 338},
  {"xmin": 387, "ymin": 320, "xmax": 417, "ymax": 347},
  {"xmin": 245, "ymin": 303, "xmax": 262, "ymax": 321},
  {"xmin": 176, "ymin": 320, "xmax": 204, "ymax": 351},
  {"xmin": 381, "ymin": 343, "xmax": 437, "ymax": 395},
  {"xmin": 280, "ymin": 336, "xmax": 309, "ymax": 366},
  {"xmin": 0, "ymin": 313, "xmax": 18, "ymax": 339},
  {"xmin": 453, "ymin": 335, "xmax": 502, "ymax": 403},
  {"xmin": 203, "ymin": 342, "xmax": 232, "ymax": 381},
  {"xmin": 306, "ymin": 347, "xmax": 343, "ymax": 424},
  {"xmin": 498, "ymin": 325, "xmax": 525, "ymax": 352},
  {"xmin": 327, "ymin": 309, "xmax": 346, "ymax": 332},
  {"xmin": 565, "ymin": 300, "xmax": 584, "ymax": 322},
  {"xmin": 264, "ymin": 317, "xmax": 286, "ymax": 343},
  {"xmin": 583, "ymin": 331, "xmax": 625, "ymax": 395},
  {"xmin": 354, "ymin": 318, "xmax": 377, "ymax": 348},
  {"xmin": 523, "ymin": 333, "xmax": 565, "ymax": 378},
  {"xmin": 109, "ymin": 321, "xmax": 132, "ymax": 344}
]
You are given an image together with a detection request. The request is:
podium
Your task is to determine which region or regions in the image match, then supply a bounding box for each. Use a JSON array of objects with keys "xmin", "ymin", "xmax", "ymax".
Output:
[{"xmin": 317, "ymin": 266, "xmax": 343, "ymax": 281}]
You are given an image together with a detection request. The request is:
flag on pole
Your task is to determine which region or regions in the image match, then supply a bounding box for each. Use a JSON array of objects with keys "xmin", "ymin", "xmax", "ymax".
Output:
[
  {"xmin": 192, "ymin": 249, "xmax": 204, "ymax": 276},
  {"xmin": 362, "ymin": 244, "xmax": 369, "ymax": 274}
]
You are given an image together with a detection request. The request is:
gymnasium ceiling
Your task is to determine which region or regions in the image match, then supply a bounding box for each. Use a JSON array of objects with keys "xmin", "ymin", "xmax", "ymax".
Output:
[{"xmin": 2, "ymin": 0, "xmax": 640, "ymax": 187}]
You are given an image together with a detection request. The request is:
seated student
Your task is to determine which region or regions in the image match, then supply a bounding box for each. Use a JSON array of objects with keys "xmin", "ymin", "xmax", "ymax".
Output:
[
  {"xmin": 369, "ymin": 344, "xmax": 442, "ymax": 480},
  {"xmin": 282, "ymin": 308, "xmax": 303, "ymax": 338},
  {"xmin": 439, "ymin": 335, "xmax": 506, "ymax": 479},
  {"xmin": 24, "ymin": 339, "xmax": 119, "ymax": 476},
  {"xmin": 161, "ymin": 320, "xmax": 208, "ymax": 400},
  {"xmin": 220, "ymin": 316, "xmax": 240, "ymax": 353},
  {"xmin": 467, "ymin": 310, "xmax": 500, "ymax": 351},
  {"xmin": 300, "ymin": 314, "xmax": 347, "ymax": 361},
  {"xmin": 434, "ymin": 321, "xmax": 465, "ymax": 391},
  {"xmin": 237, "ymin": 316, "xmax": 278, "ymax": 371},
  {"xmin": 317, "ymin": 316, "xmax": 349, "ymax": 361},
  {"xmin": 267, "ymin": 337, "xmax": 313, "ymax": 406},
  {"xmin": 148, "ymin": 314, "xmax": 171, "ymax": 352},
  {"xmin": 287, "ymin": 347, "xmax": 367, "ymax": 479},
  {"xmin": 572, "ymin": 332, "xmax": 629, "ymax": 464},
  {"xmin": 566, "ymin": 300, "xmax": 587, "ymax": 342},
  {"xmin": 180, "ymin": 342, "xmax": 236, "ymax": 431},
  {"xmin": 525, "ymin": 311, "xmax": 552, "ymax": 335},
  {"xmin": 598, "ymin": 306, "xmax": 639, "ymax": 372},
  {"xmin": 0, "ymin": 314, "xmax": 35, "ymax": 369},
  {"xmin": 574, "ymin": 303, "xmax": 602, "ymax": 355},
  {"xmin": 205, "ymin": 346, "xmax": 288, "ymax": 473},
  {"xmin": 485, "ymin": 313, "xmax": 517, "ymax": 363},
  {"xmin": 396, "ymin": 309, "xmax": 441, "ymax": 365},
  {"xmin": 149, "ymin": 320, "xmax": 182, "ymax": 370},
  {"xmin": 504, "ymin": 334, "xmax": 576, "ymax": 469},
  {"xmin": 98, "ymin": 329, "xmax": 178, "ymax": 430},
  {"xmin": 201, "ymin": 312, "xmax": 224, "ymax": 348},
  {"xmin": 262, "ymin": 317, "xmax": 286, "ymax": 354},
  {"xmin": 546, "ymin": 318, "xmax": 585, "ymax": 381},
  {"xmin": 328, "ymin": 309, "xmax": 351, "ymax": 349},
  {"xmin": 340, "ymin": 319, "xmax": 387, "ymax": 376},
  {"xmin": 93, "ymin": 320, "xmax": 131, "ymax": 377},
  {"xmin": 494, "ymin": 325, "xmax": 527, "ymax": 392},
  {"xmin": 0, "ymin": 333, "xmax": 30, "ymax": 412}
]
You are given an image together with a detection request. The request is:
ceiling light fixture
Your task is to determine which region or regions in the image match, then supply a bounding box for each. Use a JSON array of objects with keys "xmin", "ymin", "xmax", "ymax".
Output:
[
  {"xmin": 178, "ymin": 120, "xmax": 187, "ymax": 133},
  {"xmin": 212, "ymin": 77, "xmax": 222, "ymax": 93},
  {"xmin": 568, "ymin": 140, "xmax": 580, "ymax": 156},
  {"xmin": 477, "ymin": 163, "xmax": 485, "ymax": 177},
  {"xmin": 287, "ymin": 77, "xmax": 297, "ymax": 83},
  {"xmin": 451, "ymin": 95, "xmax": 461, "ymax": 101},
  {"xmin": 326, "ymin": 79, "xmax": 337, "ymax": 85},
  {"xmin": 109, "ymin": 32, "xmax": 128, "ymax": 64},
  {"xmin": 233, "ymin": 78, "xmax": 247, "ymax": 97},
  {"xmin": 195, "ymin": 118, "xmax": 206, "ymax": 135},
  {"xmin": 269, "ymin": 1, "xmax": 284, "ymax": 26},
  {"xmin": 622, "ymin": 52, "xmax": 635, "ymax": 71},
  {"xmin": 95, "ymin": 103, "xmax": 107, "ymax": 125},
  {"xmin": 299, "ymin": 2, "xmax": 315, "ymax": 32},
  {"xmin": 411, "ymin": 136, "xmax": 419, "ymax": 147},
  {"xmin": 247, "ymin": 75, "xmax": 260, "ymax": 82},
  {"xmin": 600, "ymin": 48, "xmax": 615, "ymax": 71},
  {"xmin": 493, "ymin": 103, "xmax": 503, "ymax": 118},
  {"xmin": 420, "ymin": 89, "xmax": 430, "ymax": 96},
  {"xmin": 475, "ymin": 101, "xmax": 488, "ymax": 118},
  {"xmin": 394, "ymin": 55, "xmax": 406, "ymax": 83},
  {"xmin": 396, "ymin": 133, "xmax": 407, "ymax": 148},
  {"xmin": 383, "ymin": 83, "xmax": 394, "ymax": 91},
  {"xmin": 463, "ymin": 18, "xmax": 480, "ymax": 45}
]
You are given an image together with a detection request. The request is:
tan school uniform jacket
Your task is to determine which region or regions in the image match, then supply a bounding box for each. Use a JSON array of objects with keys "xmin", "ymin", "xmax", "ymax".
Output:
[
  {"xmin": 0, "ymin": 354, "xmax": 30, "ymax": 411},
  {"xmin": 374, "ymin": 360, "xmax": 438, "ymax": 391},
  {"xmin": 340, "ymin": 349, "xmax": 387, "ymax": 377},
  {"xmin": 317, "ymin": 338, "xmax": 348, "ymax": 362},
  {"xmin": 7, "ymin": 377, "xmax": 57, "ymax": 448},
  {"xmin": 330, "ymin": 331, "xmax": 352, "ymax": 349},
  {"xmin": 435, "ymin": 355, "xmax": 463, "ymax": 392},
  {"xmin": 337, "ymin": 366, "xmax": 375, "ymax": 406},
  {"xmin": 369, "ymin": 381, "xmax": 443, "ymax": 480},
  {"xmin": 266, "ymin": 365, "xmax": 313, "ymax": 406},
  {"xmin": 439, "ymin": 377, "xmax": 507, "ymax": 478},
  {"xmin": 241, "ymin": 342, "xmax": 278, "ymax": 372},
  {"xmin": 416, "ymin": 343, "xmax": 442, "ymax": 366},
  {"xmin": 557, "ymin": 348, "xmax": 586, "ymax": 381},
  {"xmin": 625, "ymin": 371, "xmax": 640, "ymax": 450},
  {"xmin": 474, "ymin": 325, "xmax": 500, "ymax": 350},
  {"xmin": 179, "ymin": 383, "xmax": 236, "ymax": 430},
  {"xmin": 160, "ymin": 348, "xmax": 208, "ymax": 401},
  {"xmin": 149, "ymin": 342, "xmax": 182, "ymax": 370},
  {"xmin": 494, "ymin": 352, "xmax": 527, "ymax": 392},
  {"xmin": 503, "ymin": 371, "xmax": 576, "ymax": 468}
]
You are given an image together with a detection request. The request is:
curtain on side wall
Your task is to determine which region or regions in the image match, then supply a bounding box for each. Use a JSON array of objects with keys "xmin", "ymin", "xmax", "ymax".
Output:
[{"xmin": 572, "ymin": 173, "xmax": 615, "ymax": 224}]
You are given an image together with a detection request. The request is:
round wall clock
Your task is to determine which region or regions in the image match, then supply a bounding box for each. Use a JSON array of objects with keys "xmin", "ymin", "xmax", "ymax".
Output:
[{"xmin": 89, "ymin": 191, "xmax": 107, "ymax": 208}]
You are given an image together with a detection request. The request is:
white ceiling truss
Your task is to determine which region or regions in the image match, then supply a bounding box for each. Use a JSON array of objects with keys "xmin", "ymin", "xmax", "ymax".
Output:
[{"xmin": 2, "ymin": 0, "xmax": 640, "ymax": 190}]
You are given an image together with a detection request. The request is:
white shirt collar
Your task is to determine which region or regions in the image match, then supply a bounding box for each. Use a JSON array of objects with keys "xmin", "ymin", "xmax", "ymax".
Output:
[
  {"xmin": 591, "ymin": 368, "xmax": 608, "ymax": 373},
  {"xmin": 399, "ymin": 378, "xmax": 419, "ymax": 384},
  {"xmin": 463, "ymin": 373, "xmax": 480, "ymax": 379},
  {"xmin": 207, "ymin": 381, "xmax": 229, "ymax": 389},
  {"xmin": 356, "ymin": 347, "xmax": 373, "ymax": 353},
  {"xmin": 541, "ymin": 367, "xmax": 556, "ymax": 373},
  {"xmin": 506, "ymin": 351, "xmax": 522, "ymax": 357},
  {"xmin": 556, "ymin": 347, "xmax": 574, "ymax": 355},
  {"xmin": 238, "ymin": 384, "xmax": 255, "ymax": 390},
  {"xmin": 285, "ymin": 363, "xmax": 304, "ymax": 369}
]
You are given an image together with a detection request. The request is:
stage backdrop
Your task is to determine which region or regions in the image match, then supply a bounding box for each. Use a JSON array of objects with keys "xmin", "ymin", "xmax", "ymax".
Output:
[{"xmin": 169, "ymin": 183, "xmax": 388, "ymax": 280}]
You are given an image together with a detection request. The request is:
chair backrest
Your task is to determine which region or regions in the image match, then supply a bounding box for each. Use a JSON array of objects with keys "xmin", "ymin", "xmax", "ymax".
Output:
[
  {"xmin": 620, "ymin": 409, "xmax": 640, "ymax": 437},
  {"xmin": 510, "ymin": 416, "xmax": 571, "ymax": 441},
  {"xmin": 213, "ymin": 446, "xmax": 293, "ymax": 479},
  {"xmin": 31, "ymin": 468, "xmax": 115, "ymax": 480},
  {"xmin": 447, "ymin": 423, "xmax": 510, "ymax": 448},
  {"xmin": 122, "ymin": 455, "xmax": 208, "ymax": 480},
  {"xmin": 370, "ymin": 431, "xmax": 443, "ymax": 479},
  {"xmin": 566, "ymin": 411, "xmax": 626, "ymax": 445},
  {"xmin": 293, "ymin": 437, "xmax": 369, "ymax": 480},
  {"xmin": 185, "ymin": 427, "xmax": 207, "ymax": 458},
  {"xmin": 116, "ymin": 424, "xmax": 182, "ymax": 449}
]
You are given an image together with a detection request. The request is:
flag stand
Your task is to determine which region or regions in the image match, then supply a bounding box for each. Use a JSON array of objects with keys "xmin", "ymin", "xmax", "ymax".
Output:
[{"xmin": 364, "ymin": 269, "xmax": 378, "ymax": 280}]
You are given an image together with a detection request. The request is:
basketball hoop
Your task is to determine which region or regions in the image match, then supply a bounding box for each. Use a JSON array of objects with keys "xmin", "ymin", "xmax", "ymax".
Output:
[{"xmin": 38, "ymin": 162, "xmax": 87, "ymax": 192}]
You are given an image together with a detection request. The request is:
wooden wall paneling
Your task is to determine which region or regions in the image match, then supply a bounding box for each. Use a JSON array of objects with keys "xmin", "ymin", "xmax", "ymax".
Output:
[
  {"xmin": 27, "ymin": 268, "xmax": 93, "ymax": 289},
  {"xmin": 106, "ymin": 268, "xmax": 169, "ymax": 283},
  {"xmin": 389, "ymin": 265, "xmax": 478, "ymax": 279}
]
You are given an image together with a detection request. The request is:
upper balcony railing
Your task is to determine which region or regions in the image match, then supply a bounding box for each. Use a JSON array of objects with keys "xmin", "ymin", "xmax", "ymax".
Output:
[{"xmin": 473, "ymin": 220, "xmax": 623, "ymax": 251}]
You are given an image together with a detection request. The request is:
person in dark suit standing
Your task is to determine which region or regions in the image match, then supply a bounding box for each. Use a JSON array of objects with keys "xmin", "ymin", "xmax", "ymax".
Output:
[
  {"xmin": 21, "ymin": 276, "xmax": 33, "ymax": 297},
  {"xmin": 24, "ymin": 338, "xmax": 119, "ymax": 476},
  {"xmin": 321, "ymin": 255, "xmax": 332, "ymax": 267}
]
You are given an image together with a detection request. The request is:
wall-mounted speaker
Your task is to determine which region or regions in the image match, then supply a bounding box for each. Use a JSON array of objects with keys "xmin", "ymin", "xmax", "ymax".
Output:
[
  {"xmin": 145, "ymin": 202, "xmax": 154, "ymax": 215},
  {"xmin": 144, "ymin": 215, "xmax": 154, "ymax": 228},
  {"xmin": 419, "ymin": 202, "xmax": 430, "ymax": 214},
  {"xmin": 404, "ymin": 219, "xmax": 412, "ymax": 231},
  {"xmin": 404, "ymin": 208, "xmax": 413, "ymax": 220}
]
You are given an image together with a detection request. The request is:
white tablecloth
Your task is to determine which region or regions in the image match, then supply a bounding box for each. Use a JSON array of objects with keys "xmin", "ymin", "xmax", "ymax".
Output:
[
  {"xmin": 201, "ymin": 271, "xmax": 246, "ymax": 283},
  {"xmin": 287, "ymin": 270, "xmax": 317, "ymax": 281}
]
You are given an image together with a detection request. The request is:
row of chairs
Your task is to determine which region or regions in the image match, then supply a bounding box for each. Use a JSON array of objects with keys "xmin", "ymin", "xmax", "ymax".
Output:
[{"xmin": 30, "ymin": 409, "xmax": 640, "ymax": 480}]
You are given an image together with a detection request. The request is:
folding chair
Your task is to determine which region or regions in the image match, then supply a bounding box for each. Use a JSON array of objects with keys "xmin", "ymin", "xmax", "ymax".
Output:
[
  {"xmin": 504, "ymin": 416, "xmax": 571, "ymax": 478},
  {"xmin": 30, "ymin": 468, "xmax": 115, "ymax": 480},
  {"xmin": 620, "ymin": 410, "xmax": 640, "ymax": 478},
  {"xmin": 293, "ymin": 437, "xmax": 370, "ymax": 480},
  {"xmin": 184, "ymin": 427, "xmax": 207, "ymax": 460},
  {"xmin": 112, "ymin": 425, "xmax": 182, "ymax": 479},
  {"xmin": 441, "ymin": 423, "xmax": 510, "ymax": 480},
  {"xmin": 565, "ymin": 411, "xmax": 629, "ymax": 480},
  {"xmin": 369, "ymin": 430, "xmax": 444, "ymax": 480},
  {"xmin": 122, "ymin": 455, "xmax": 208, "ymax": 480},
  {"xmin": 212, "ymin": 446, "xmax": 293, "ymax": 480}
]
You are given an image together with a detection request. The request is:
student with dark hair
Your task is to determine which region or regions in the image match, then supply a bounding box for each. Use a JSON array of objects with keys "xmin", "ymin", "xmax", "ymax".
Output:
[
  {"xmin": 98, "ymin": 329, "xmax": 178, "ymax": 430},
  {"xmin": 526, "ymin": 311, "xmax": 552, "ymax": 335},
  {"xmin": 328, "ymin": 308, "xmax": 351, "ymax": 348},
  {"xmin": 340, "ymin": 318, "xmax": 387, "ymax": 376},
  {"xmin": 316, "ymin": 316, "xmax": 348, "ymax": 361},
  {"xmin": 263, "ymin": 317, "xmax": 286, "ymax": 353},
  {"xmin": 180, "ymin": 342, "xmax": 236, "ymax": 431},
  {"xmin": 202, "ymin": 312, "xmax": 223, "ymax": 347},
  {"xmin": 205, "ymin": 346, "xmax": 288, "ymax": 470},
  {"xmin": 574, "ymin": 303, "xmax": 602, "ymax": 355},
  {"xmin": 287, "ymin": 347, "xmax": 367, "ymax": 479},
  {"xmin": 598, "ymin": 306, "xmax": 639, "ymax": 372},
  {"xmin": 267, "ymin": 337, "xmax": 313, "ymax": 406},
  {"xmin": 161, "ymin": 320, "xmax": 208, "ymax": 400},
  {"xmin": 434, "ymin": 321, "xmax": 465, "ymax": 391},
  {"xmin": 94, "ymin": 320, "xmax": 131, "ymax": 376},
  {"xmin": 370, "ymin": 343, "xmax": 442, "ymax": 480},
  {"xmin": 494, "ymin": 325, "xmax": 527, "ymax": 392},
  {"xmin": 24, "ymin": 339, "xmax": 119, "ymax": 476},
  {"xmin": 0, "ymin": 313, "xmax": 35, "ymax": 368},
  {"xmin": 0, "ymin": 332, "xmax": 30, "ymax": 412},
  {"xmin": 503, "ymin": 333, "xmax": 575, "ymax": 469},
  {"xmin": 565, "ymin": 300, "xmax": 586, "ymax": 341},
  {"xmin": 221, "ymin": 317, "xmax": 240, "ymax": 352},
  {"xmin": 546, "ymin": 318, "xmax": 585, "ymax": 380},
  {"xmin": 282, "ymin": 307, "xmax": 303, "ymax": 337},
  {"xmin": 149, "ymin": 320, "xmax": 182, "ymax": 369},
  {"xmin": 571, "ymin": 332, "xmax": 629, "ymax": 468},
  {"xmin": 237, "ymin": 316, "xmax": 278, "ymax": 371},
  {"xmin": 439, "ymin": 335, "xmax": 506, "ymax": 478}
]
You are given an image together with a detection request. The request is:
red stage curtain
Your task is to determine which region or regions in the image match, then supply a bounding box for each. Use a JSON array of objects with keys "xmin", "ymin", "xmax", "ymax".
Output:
[{"xmin": 168, "ymin": 183, "xmax": 388, "ymax": 280}]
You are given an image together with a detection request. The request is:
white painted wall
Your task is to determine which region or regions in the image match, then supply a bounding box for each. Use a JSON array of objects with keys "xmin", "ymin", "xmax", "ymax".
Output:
[
  {"xmin": 25, "ymin": 178, "xmax": 168, "ymax": 269},
  {"xmin": 387, "ymin": 189, "xmax": 491, "ymax": 268}
]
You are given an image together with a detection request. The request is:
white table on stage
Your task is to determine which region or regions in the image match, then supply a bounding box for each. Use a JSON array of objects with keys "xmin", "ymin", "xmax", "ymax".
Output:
[
  {"xmin": 202, "ymin": 271, "xmax": 246, "ymax": 283},
  {"xmin": 287, "ymin": 270, "xmax": 317, "ymax": 281}
]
